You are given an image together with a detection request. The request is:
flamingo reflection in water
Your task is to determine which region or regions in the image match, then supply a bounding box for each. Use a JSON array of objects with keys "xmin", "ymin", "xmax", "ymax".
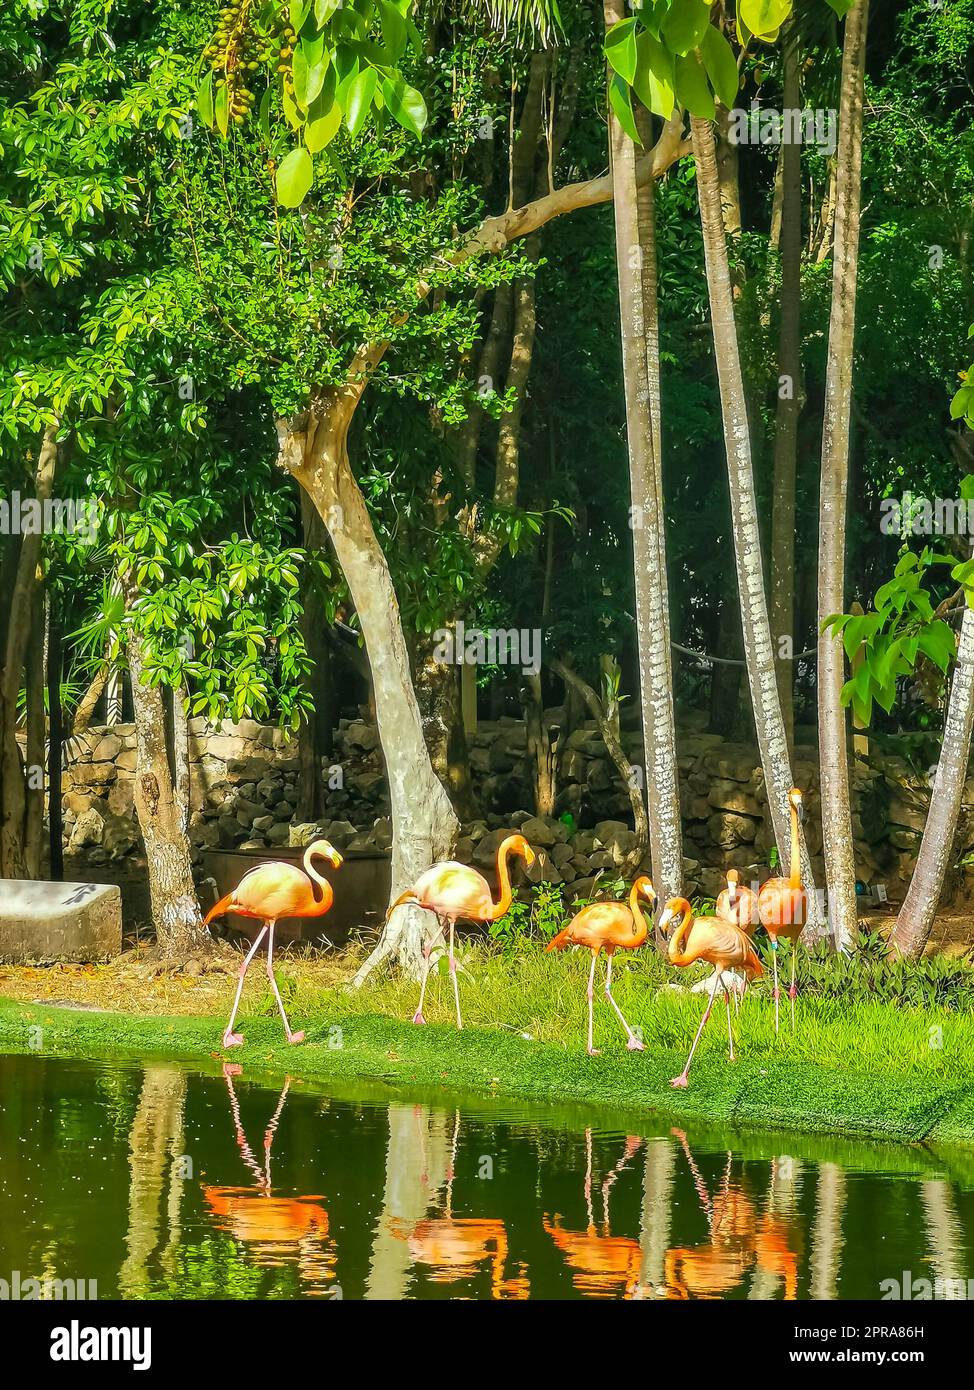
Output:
[
  {"xmin": 664, "ymin": 1129, "xmax": 799, "ymax": 1300},
  {"xmin": 203, "ymin": 1066, "xmax": 337, "ymax": 1294},
  {"xmin": 389, "ymin": 1110, "xmax": 530, "ymax": 1299},
  {"xmin": 544, "ymin": 1130, "xmax": 650, "ymax": 1299}
]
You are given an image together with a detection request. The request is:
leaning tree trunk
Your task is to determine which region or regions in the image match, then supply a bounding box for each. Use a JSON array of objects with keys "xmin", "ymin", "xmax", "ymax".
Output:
[
  {"xmin": 277, "ymin": 401, "xmax": 460, "ymax": 983},
  {"xmin": 605, "ymin": 0, "xmax": 682, "ymax": 898},
  {"xmin": 691, "ymin": 116, "xmax": 825, "ymax": 938},
  {"xmin": 891, "ymin": 596, "xmax": 974, "ymax": 958},
  {"xmin": 769, "ymin": 23, "xmax": 804, "ymax": 754},
  {"xmin": 550, "ymin": 656, "xmax": 648, "ymax": 874},
  {"xmin": 0, "ymin": 422, "xmax": 57, "ymax": 879},
  {"xmin": 125, "ymin": 592, "xmax": 210, "ymax": 959},
  {"xmin": 817, "ymin": 0, "xmax": 869, "ymax": 953}
]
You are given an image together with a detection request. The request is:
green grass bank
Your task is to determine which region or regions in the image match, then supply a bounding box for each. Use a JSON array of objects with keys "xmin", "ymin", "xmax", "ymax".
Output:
[{"xmin": 3, "ymin": 960, "xmax": 974, "ymax": 1149}]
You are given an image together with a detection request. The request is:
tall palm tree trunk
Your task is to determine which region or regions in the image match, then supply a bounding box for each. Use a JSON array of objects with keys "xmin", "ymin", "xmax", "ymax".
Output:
[
  {"xmin": 891, "ymin": 594, "xmax": 974, "ymax": 957},
  {"xmin": 604, "ymin": 0, "xmax": 682, "ymax": 898},
  {"xmin": 691, "ymin": 115, "xmax": 824, "ymax": 938},
  {"xmin": 770, "ymin": 24, "xmax": 804, "ymax": 753},
  {"xmin": 817, "ymin": 0, "xmax": 869, "ymax": 952}
]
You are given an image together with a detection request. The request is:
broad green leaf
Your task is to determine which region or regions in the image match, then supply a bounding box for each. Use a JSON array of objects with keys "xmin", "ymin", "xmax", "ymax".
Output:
[
  {"xmin": 345, "ymin": 67, "xmax": 378, "ymax": 137},
  {"xmin": 739, "ymin": 0, "xmax": 792, "ymax": 38},
  {"xmin": 379, "ymin": 0, "xmax": 407, "ymax": 60},
  {"xmin": 315, "ymin": 0, "xmax": 342, "ymax": 19},
  {"xmin": 293, "ymin": 41, "xmax": 329, "ymax": 109},
  {"xmin": 276, "ymin": 145, "xmax": 314, "ymax": 206},
  {"xmin": 305, "ymin": 99, "xmax": 342, "ymax": 151},
  {"xmin": 382, "ymin": 75, "xmax": 427, "ymax": 137},
  {"xmin": 605, "ymin": 17, "xmax": 639, "ymax": 84},
  {"xmin": 700, "ymin": 24, "xmax": 740, "ymax": 109},
  {"xmin": 214, "ymin": 81, "xmax": 229, "ymax": 136},
  {"xmin": 632, "ymin": 31, "xmax": 675, "ymax": 119},
  {"xmin": 674, "ymin": 51, "xmax": 715, "ymax": 120},
  {"xmin": 661, "ymin": 0, "xmax": 711, "ymax": 56},
  {"xmin": 608, "ymin": 73, "xmax": 642, "ymax": 145},
  {"xmin": 290, "ymin": 0, "xmax": 312, "ymax": 31},
  {"xmin": 824, "ymin": 0, "xmax": 854, "ymax": 14},
  {"xmin": 282, "ymin": 83, "xmax": 302, "ymax": 129},
  {"xmin": 196, "ymin": 71, "xmax": 214, "ymax": 127}
]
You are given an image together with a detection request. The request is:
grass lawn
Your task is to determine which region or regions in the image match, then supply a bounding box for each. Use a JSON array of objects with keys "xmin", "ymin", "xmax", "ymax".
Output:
[{"xmin": 2, "ymin": 940, "xmax": 974, "ymax": 1148}]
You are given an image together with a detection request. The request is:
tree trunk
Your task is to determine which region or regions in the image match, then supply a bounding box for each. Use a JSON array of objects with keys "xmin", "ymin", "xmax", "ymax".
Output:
[
  {"xmin": 296, "ymin": 492, "xmax": 333, "ymax": 823},
  {"xmin": 24, "ymin": 580, "xmax": 45, "ymax": 877},
  {"xmin": 412, "ymin": 633, "xmax": 479, "ymax": 821},
  {"xmin": 691, "ymin": 116, "xmax": 825, "ymax": 938},
  {"xmin": 71, "ymin": 656, "xmax": 110, "ymax": 736},
  {"xmin": 523, "ymin": 671, "xmax": 558, "ymax": 816},
  {"xmin": 550, "ymin": 656, "xmax": 648, "ymax": 873},
  {"xmin": 817, "ymin": 0, "xmax": 869, "ymax": 953},
  {"xmin": 277, "ymin": 403, "xmax": 460, "ymax": 983},
  {"xmin": 0, "ymin": 423, "xmax": 57, "ymax": 879},
  {"xmin": 891, "ymin": 598, "xmax": 974, "ymax": 958},
  {"xmin": 770, "ymin": 25, "xmax": 804, "ymax": 754},
  {"xmin": 47, "ymin": 598, "xmax": 63, "ymax": 879},
  {"xmin": 125, "ymin": 588, "xmax": 209, "ymax": 958},
  {"xmin": 604, "ymin": 0, "xmax": 683, "ymax": 898}
]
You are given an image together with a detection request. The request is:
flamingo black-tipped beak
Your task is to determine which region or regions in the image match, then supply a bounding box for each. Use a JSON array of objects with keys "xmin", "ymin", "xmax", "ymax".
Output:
[
  {"xmin": 525, "ymin": 847, "xmax": 536, "ymax": 866},
  {"xmin": 796, "ymin": 802, "xmax": 805, "ymax": 825},
  {"xmin": 329, "ymin": 850, "xmax": 344, "ymax": 868},
  {"xmin": 657, "ymin": 908, "xmax": 673, "ymax": 936}
]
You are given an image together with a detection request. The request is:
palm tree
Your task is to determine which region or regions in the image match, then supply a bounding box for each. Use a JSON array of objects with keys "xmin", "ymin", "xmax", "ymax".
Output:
[
  {"xmin": 891, "ymin": 588, "xmax": 974, "ymax": 957},
  {"xmin": 817, "ymin": 0, "xmax": 869, "ymax": 952},
  {"xmin": 603, "ymin": 0, "xmax": 683, "ymax": 898},
  {"xmin": 691, "ymin": 113, "xmax": 825, "ymax": 937}
]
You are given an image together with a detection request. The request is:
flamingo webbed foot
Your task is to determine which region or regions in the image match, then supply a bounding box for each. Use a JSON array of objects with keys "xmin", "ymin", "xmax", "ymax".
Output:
[
  {"xmin": 412, "ymin": 1011, "xmax": 426, "ymax": 1026},
  {"xmin": 286, "ymin": 1030, "xmax": 305, "ymax": 1045},
  {"xmin": 626, "ymin": 1037, "xmax": 645, "ymax": 1052},
  {"xmin": 586, "ymin": 1046, "xmax": 602, "ymax": 1057},
  {"xmin": 222, "ymin": 1029, "xmax": 245, "ymax": 1049},
  {"xmin": 670, "ymin": 1074, "xmax": 689, "ymax": 1089}
]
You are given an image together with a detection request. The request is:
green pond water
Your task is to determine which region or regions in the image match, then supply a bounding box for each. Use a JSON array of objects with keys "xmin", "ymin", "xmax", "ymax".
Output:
[{"xmin": 1, "ymin": 1051, "xmax": 973, "ymax": 1300}]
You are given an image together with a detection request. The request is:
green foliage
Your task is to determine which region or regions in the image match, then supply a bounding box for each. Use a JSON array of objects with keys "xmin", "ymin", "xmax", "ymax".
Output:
[
  {"xmin": 197, "ymin": 0, "xmax": 428, "ymax": 204},
  {"xmin": 488, "ymin": 880, "xmax": 565, "ymax": 951},
  {"xmin": 822, "ymin": 548, "xmax": 972, "ymax": 726}
]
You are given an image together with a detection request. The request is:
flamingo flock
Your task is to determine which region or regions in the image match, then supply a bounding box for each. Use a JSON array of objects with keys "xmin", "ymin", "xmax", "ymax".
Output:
[{"xmin": 207, "ymin": 788, "xmax": 810, "ymax": 1088}]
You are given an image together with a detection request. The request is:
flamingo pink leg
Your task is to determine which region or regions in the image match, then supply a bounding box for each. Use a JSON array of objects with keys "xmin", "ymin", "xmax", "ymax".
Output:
[
  {"xmin": 412, "ymin": 917, "xmax": 445, "ymax": 1025},
  {"xmin": 671, "ymin": 968, "xmax": 722, "ymax": 1088},
  {"xmin": 771, "ymin": 938, "xmax": 780, "ymax": 1033},
  {"xmin": 448, "ymin": 918, "xmax": 462, "ymax": 1030},
  {"xmin": 586, "ymin": 952, "xmax": 600, "ymax": 1056},
  {"xmin": 725, "ymin": 979, "xmax": 735, "ymax": 1062},
  {"xmin": 789, "ymin": 944, "xmax": 797, "ymax": 1032},
  {"xmin": 266, "ymin": 921, "xmax": 304, "ymax": 1044},
  {"xmin": 604, "ymin": 954, "xmax": 644, "ymax": 1051},
  {"xmin": 223, "ymin": 924, "xmax": 268, "ymax": 1048}
]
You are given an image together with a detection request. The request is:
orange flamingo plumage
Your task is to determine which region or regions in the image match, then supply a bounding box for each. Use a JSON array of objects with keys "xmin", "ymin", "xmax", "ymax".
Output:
[
  {"xmin": 757, "ymin": 787, "xmax": 808, "ymax": 1032},
  {"xmin": 546, "ymin": 876, "xmax": 656, "ymax": 1054},
  {"xmin": 388, "ymin": 833, "xmax": 535, "ymax": 1029},
  {"xmin": 660, "ymin": 896, "xmax": 763, "ymax": 1088},
  {"xmin": 205, "ymin": 839, "xmax": 343, "ymax": 1048},
  {"xmin": 715, "ymin": 869, "xmax": 759, "ymax": 933}
]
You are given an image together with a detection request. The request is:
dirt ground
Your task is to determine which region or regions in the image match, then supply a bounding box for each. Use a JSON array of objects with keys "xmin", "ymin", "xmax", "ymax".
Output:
[{"xmin": 0, "ymin": 944, "xmax": 353, "ymax": 1018}]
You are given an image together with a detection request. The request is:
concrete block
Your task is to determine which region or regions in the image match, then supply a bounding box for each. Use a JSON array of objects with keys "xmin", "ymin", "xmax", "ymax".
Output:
[{"xmin": 0, "ymin": 879, "xmax": 122, "ymax": 963}]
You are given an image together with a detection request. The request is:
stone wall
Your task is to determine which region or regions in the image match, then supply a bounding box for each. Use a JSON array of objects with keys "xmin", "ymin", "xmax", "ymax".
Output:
[{"xmin": 56, "ymin": 715, "xmax": 970, "ymax": 902}]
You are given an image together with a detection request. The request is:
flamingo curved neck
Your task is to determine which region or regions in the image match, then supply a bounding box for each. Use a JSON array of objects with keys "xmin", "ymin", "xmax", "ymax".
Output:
[
  {"xmin": 302, "ymin": 847, "xmax": 334, "ymax": 914},
  {"xmin": 667, "ymin": 901, "xmax": 694, "ymax": 964},
  {"xmin": 484, "ymin": 838, "xmax": 520, "ymax": 921},
  {"xmin": 627, "ymin": 883, "xmax": 650, "ymax": 944}
]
